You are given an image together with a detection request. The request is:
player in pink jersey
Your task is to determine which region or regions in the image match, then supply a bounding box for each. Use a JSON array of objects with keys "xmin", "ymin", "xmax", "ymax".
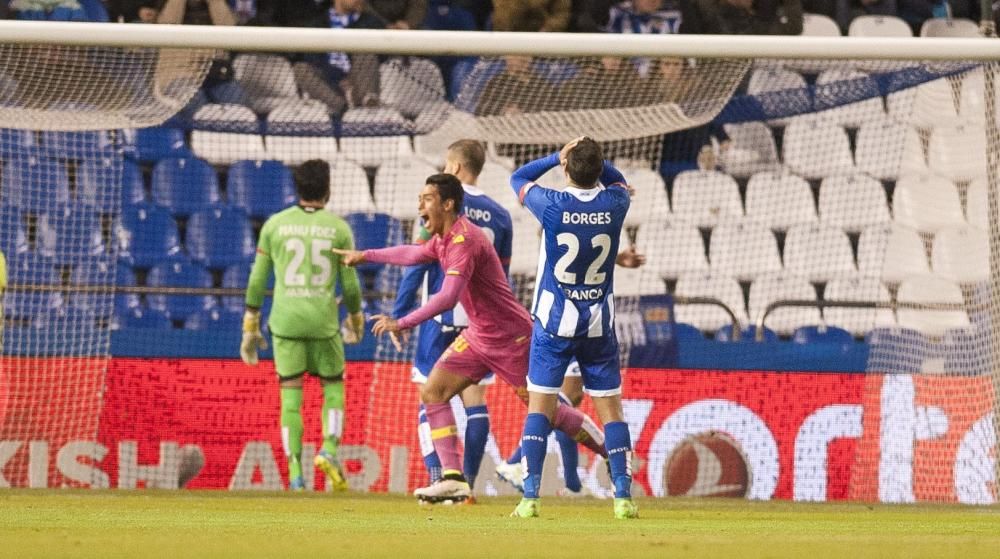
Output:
[{"xmin": 334, "ymin": 173, "xmax": 606, "ymax": 504}]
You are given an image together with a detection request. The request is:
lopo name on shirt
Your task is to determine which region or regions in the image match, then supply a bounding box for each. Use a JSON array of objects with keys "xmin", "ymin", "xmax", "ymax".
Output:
[
  {"xmin": 562, "ymin": 211, "xmax": 612, "ymax": 225},
  {"xmin": 277, "ymin": 224, "xmax": 339, "ymax": 239},
  {"xmin": 465, "ymin": 207, "xmax": 492, "ymax": 222}
]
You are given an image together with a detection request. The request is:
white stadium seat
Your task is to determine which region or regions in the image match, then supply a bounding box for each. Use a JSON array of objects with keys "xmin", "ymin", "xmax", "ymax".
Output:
[
  {"xmin": 622, "ymin": 167, "xmax": 670, "ymax": 227},
  {"xmin": 920, "ymin": 17, "xmax": 980, "ymax": 38},
  {"xmin": 857, "ymin": 224, "xmax": 930, "ymax": 283},
  {"xmin": 232, "ymin": 54, "xmax": 300, "ymax": 113},
  {"xmin": 671, "ymin": 170, "xmax": 743, "ymax": 227},
  {"xmin": 674, "ymin": 272, "xmax": 749, "ymax": 332},
  {"xmin": 818, "ymin": 174, "xmax": 891, "ymax": 233},
  {"xmin": 373, "ymin": 156, "xmax": 439, "ymax": 220},
  {"xmin": 886, "ymin": 78, "xmax": 958, "ymax": 130},
  {"xmin": 264, "ymin": 100, "xmax": 338, "ymax": 164},
  {"xmin": 854, "ymin": 120, "xmax": 926, "ymax": 181},
  {"xmin": 824, "ymin": 277, "xmax": 895, "ymax": 336},
  {"xmin": 339, "ymin": 108, "xmax": 413, "ymax": 168},
  {"xmin": 783, "ymin": 223, "xmax": 858, "ymax": 282},
  {"xmin": 814, "ymin": 69, "xmax": 886, "ymax": 128},
  {"xmin": 190, "ymin": 104, "xmax": 266, "ymax": 165},
  {"xmin": 747, "ymin": 68, "xmax": 811, "ymax": 123},
  {"xmin": 744, "ymin": 171, "xmax": 817, "ymax": 231},
  {"xmin": 720, "ymin": 121, "xmax": 781, "ymax": 178},
  {"xmin": 848, "ymin": 15, "xmax": 912, "ymax": 37},
  {"xmin": 324, "ymin": 158, "xmax": 377, "ymax": 215},
  {"xmin": 802, "ymin": 13, "xmax": 841, "ymax": 36},
  {"xmin": 896, "ymin": 275, "xmax": 971, "ymax": 337},
  {"xmin": 709, "ymin": 220, "xmax": 782, "ymax": 281},
  {"xmin": 748, "ymin": 274, "xmax": 822, "ymax": 336},
  {"xmin": 893, "ymin": 174, "xmax": 965, "ymax": 234},
  {"xmin": 615, "ymin": 267, "xmax": 666, "ymax": 297},
  {"xmin": 927, "ymin": 124, "xmax": 987, "ymax": 183},
  {"xmin": 637, "ymin": 219, "xmax": 708, "ymax": 279},
  {"xmin": 931, "ymin": 226, "xmax": 988, "ymax": 284},
  {"xmin": 965, "ymin": 178, "xmax": 989, "ymax": 229},
  {"xmin": 379, "ymin": 57, "xmax": 447, "ymax": 119},
  {"xmin": 782, "ymin": 118, "xmax": 855, "ymax": 179}
]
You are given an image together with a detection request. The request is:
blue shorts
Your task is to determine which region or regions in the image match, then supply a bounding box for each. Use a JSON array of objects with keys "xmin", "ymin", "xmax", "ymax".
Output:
[
  {"xmin": 527, "ymin": 321, "xmax": 621, "ymax": 396},
  {"xmin": 411, "ymin": 321, "xmax": 495, "ymax": 385}
]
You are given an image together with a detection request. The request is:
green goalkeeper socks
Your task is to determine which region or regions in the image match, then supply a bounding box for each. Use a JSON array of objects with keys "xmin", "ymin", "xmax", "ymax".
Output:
[
  {"xmin": 321, "ymin": 380, "xmax": 344, "ymax": 457},
  {"xmin": 280, "ymin": 387, "xmax": 304, "ymax": 480}
]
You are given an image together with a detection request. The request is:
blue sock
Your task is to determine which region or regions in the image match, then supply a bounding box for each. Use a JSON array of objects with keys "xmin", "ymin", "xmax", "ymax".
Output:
[
  {"xmin": 418, "ymin": 404, "xmax": 442, "ymax": 483},
  {"xmin": 556, "ymin": 430, "xmax": 582, "ymax": 492},
  {"xmin": 506, "ymin": 446, "xmax": 522, "ymax": 465},
  {"xmin": 463, "ymin": 405, "xmax": 490, "ymax": 488},
  {"xmin": 604, "ymin": 421, "xmax": 632, "ymax": 499},
  {"xmin": 521, "ymin": 413, "xmax": 551, "ymax": 499}
]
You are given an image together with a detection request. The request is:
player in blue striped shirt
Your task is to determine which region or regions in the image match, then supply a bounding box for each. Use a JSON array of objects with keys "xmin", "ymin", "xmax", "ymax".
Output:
[{"xmin": 509, "ymin": 137, "xmax": 638, "ymax": 519}]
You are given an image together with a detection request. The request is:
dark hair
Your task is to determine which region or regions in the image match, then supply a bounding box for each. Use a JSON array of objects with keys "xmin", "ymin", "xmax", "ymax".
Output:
[
  {"xmin": 294, "ymin": 159, "xmax": 330, "ymax": 202},
  {"xmin": 426, "ymin": 173, "xmax": 464, "ymax": 214},
  {"xmin": 447, "ymin": 139, "xmax": 486, "ymax": 177},
  {"xmin": 566, "ymin": 138, "xmax": 603, "ymax": 187}
]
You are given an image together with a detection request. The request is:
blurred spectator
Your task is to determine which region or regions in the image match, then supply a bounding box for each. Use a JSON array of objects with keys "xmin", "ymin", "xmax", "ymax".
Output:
[
  {"xmin": 452, "ymin": 0, "xmax": 493, "ymax": 28},
  {"xmin": 680, "ymin": 0, "xmax": 803, "ymax": 34},
  {"xmin": 253, "ymin": 0, "xmax": 330, "ymax": 27},
  {"xmin": 156, "ymin": 0, "xmax": 236, "ymax": 24},
  {"xmin": 229, "ymin": 0, "xmax": 257, "ymax": 24},
  {"xmin": 370, "ymin": 0, "xmax": 427, "ymax": 28},
  {"xmin": 569, "ymin": 0, "xmax": 613, "ymax": 31},
  {"xmin": 493, "ymin": 0, "xmax": 572, "ymax": 31},
  {"xmin": 107, "ymin": 0, "xmax": 159, "ymax": 22},
  {"xmin": 293, "ymin": 0, "xmax": 386, "ymax": 114},
  {"xmin": 607, "ymin": 0, "xmax": 681, "ymax": 34}
]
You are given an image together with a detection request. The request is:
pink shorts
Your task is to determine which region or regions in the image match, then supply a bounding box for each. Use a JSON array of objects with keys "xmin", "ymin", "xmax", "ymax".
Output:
[{"xmin": 435, "ymin": 333, "xmax": 530, "ymax": 389}]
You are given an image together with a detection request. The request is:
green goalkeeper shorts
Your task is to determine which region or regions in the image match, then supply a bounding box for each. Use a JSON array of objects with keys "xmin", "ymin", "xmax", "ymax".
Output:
[{"xmin": 272, "ymin": 335, "xmax": 345, "ymax": 380}]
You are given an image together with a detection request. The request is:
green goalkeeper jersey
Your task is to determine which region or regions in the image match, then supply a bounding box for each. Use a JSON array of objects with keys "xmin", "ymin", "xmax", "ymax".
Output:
[{"xmin": 246, "ymin": 205, "xmax": 362, "ymax": 339}]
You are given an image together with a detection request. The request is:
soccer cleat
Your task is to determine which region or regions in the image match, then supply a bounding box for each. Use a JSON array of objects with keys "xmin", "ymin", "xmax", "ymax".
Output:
[
  {"xmin": 614, "ymin": 497, "xmax": 639, "ymax": 519},
  {"xmin": 288, "ymin": 477, "xmax": 306, "ymax": 492},
  {"xmin": 413, "ymin": 476, "xmax": 471, "ymax": 504},
  {"xmin": 556, "ymin": 486, "xmax": 593, "ymax": 498},
  {"xmin": 510, "ymin": 498, "xmax": 540, "ymax": 518},
  {"xmin": 314, "ymin": 450, "xmax": 349, "ymax": 492},
  {"xmin": 495, "ymin": 461, "xmax": 525, "ymax": 493}
]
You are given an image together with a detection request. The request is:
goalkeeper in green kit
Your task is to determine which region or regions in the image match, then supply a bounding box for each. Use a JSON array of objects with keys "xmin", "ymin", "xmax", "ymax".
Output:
[{"xmin": 241, "ymin": 159, "xmax": 365, "ymax": 492}]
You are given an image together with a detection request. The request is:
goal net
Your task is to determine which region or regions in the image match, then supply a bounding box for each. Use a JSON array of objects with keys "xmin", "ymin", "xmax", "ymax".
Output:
[{"xmin": 0, "ymin": 24, "xmax": 996, "ymax": 504}]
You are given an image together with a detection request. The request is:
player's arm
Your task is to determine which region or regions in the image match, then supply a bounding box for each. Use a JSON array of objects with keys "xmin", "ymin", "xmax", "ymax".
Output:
[
  {"xmin": 499, "ymin": 217, "xmax": 513, "ymax": 278},
  {"xmin": 332, "ymin": 242, "xmax": 436, "ymax": 268},
  {"xmin": 241, "ymin": 224, "xmax": 272, "ymax": 365},
  {"xmin": 337, "ymin": 226, "xmax": 365, "ymax": 344},
  {"xmin": 600, "ymin": 160, "xmax": 627, "ymax": 191},
  {"xmin": 392, "ymin": 226, "xmax": 434, "ymax": 317},
  {"xmin": 510, "ymin": 151, "xmax": 559, "ymax": 200}
]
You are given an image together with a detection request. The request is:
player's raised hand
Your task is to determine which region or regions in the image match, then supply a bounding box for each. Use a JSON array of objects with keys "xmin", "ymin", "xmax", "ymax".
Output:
[
  {"xmin": 239, "ymin": 309, "xmax": 268, "ymax": 365},
  {"xmin": 559, "ymin": 136, "xmax": 587, "ymax": 163},
  {"xmin": 370, "ymin": 314, "xmax": 408, "ymax": 351},
  {"xmin": 331, "ymin": 247, "xmax": 366, "ymax": 266},
  {"xmin": 616, "ymin": 245, "xmax": 646, "ymax": 269},
  {"xmin": 341, "ymin": 311, "xmax": 366, "ymax": 344}
]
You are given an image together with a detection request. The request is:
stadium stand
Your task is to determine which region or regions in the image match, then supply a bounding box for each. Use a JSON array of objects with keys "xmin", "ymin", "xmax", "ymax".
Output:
[{"xmin": 226, "ymin": 159, "xmax": 297, "ymax": 219}]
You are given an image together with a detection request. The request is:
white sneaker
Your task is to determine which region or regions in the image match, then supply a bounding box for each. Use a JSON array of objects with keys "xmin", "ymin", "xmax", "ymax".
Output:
[
  {"xmin": 495, "ymin": 461, "xmax": 524, "ymax": 493},
  {"xmin": 556, "ymin": 486, "xmax": 593, "ymax": 498},
  {"xmin": 413, "ymin": 478, "xmax": 471, "ymax": 504}
]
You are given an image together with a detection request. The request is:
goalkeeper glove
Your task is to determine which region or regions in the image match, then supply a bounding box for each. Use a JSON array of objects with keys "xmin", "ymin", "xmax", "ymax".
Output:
[
  {"xmin": 240, "ymin": 309, "xmax": 268, "ymax": 365},
  {"xmin": 341, "ymin": 311, "xmax": 365, "ymax": 344}
]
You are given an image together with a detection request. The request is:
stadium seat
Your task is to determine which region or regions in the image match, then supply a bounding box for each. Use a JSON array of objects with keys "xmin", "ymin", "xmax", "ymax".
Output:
[
  {"xmin": 146, "ymin": 259, "xmax": 217, "ymax": 321},
  {"xmin": 325, "ymin": 158, "xmax": 378, "ymax": 215},
  {"xmin": 920, "ymin": 17, "xmax": 980, "ymax": 37},
  {"xmin": 709, "ymin": 220, "xmax": 782, "ymax": 281},
  {"xmin": 931, "ymin": 225, "xmax": 988, "ymax": 284},
  {"xmin": 893, "ymin": 174, "xmax": 965, "ymax": 234},
  {"xmin": 115, "ymin": 306, "xmax": 173, "ymax": 330},
  {"xmin": 374, "ymin": 156, "xmax": 439, "ymax": 219},
  {"xmin": 824, "ymin": 277, "xmax": 895, "ymax": 336},
  {"xmin": 0, "ymin": 128, "xmax": 37, "ymax": 156},
  {"xmin": 116, "ymin": 203, "xmax": 183, "ymax": 268},
  {"xmin": 0, "ymin": 206, "xmax": 28, "ymax": 257},
  {"xmin": 783, "ymin": 223, "xmax": 857, "ymax": 282},
  {"xmin": 720, "ymin": 121, "xmax": 781, "ymax": 178},
  {"xmin": 792, "ymin": 325, "xmax": 855, "ymax": 344},
  {"xmin": 813, "ymin": 69, "xmax": 886, "ymax": 128},
  {"xmin": 744, "ymin": 171, "xmax": 817, "ymax": 231},
  {"xmin": 896, "ymin": 275, "xmax": 971, "ymax": 337},
  {"xmin": 77, "ymin": 157, "xmax": 146, "ymax": 211},
  {"xmin": 857, "ymin": 224, "xmax": 930, "ymax": 283},
  {"xmin": 801, "ymin": 13, "xmax": 840, "ymax": 36},
  {"xmin": 412, "ymin": 100, "xmax": 453, "ymax": 135},
  {"xmin": 36, "ymin": 205, "xmax": 105, "ymax": 264},
  {"xmin": 185, "ymin": 307, "xmax": 243, "ymax": 331},
  {"xmin": 232, "ymin": 54, "xmax": 300, "ymax": 114},
  {"xmin": 150, "ymin": 156, "xmax": 221, "ymax": 218},
  {"xmin": 134, "ymin": 127, "xmax": 190, "ymax": 162},
  {"xmin": 190, "ymin": 103, "xmax": 266, "ymax": 165},
  {"xmin": 637, "ymin": 219, "xmax": 708, "ymax": 279},
  {"xmin": 927, "ymin": 124, "xmax": 987, "ymax": 183},
  {"xmin": 1, "ymin": 157, "xmax": 70, "ymax": 212},
  {"xmin": 39, "ymin": 130, "xmax": 115, "ymax": 159},
  {"xmin": 509, "ymin": 217, "xmax": 541, "ymax": 275},
  {"xmin": 817, "ymin": 174, "xmax": 891, "ymax": 233},
  {"xmin": 747, "ymin": 68, "xmax": 811, "ymax": 122},
  {"xmin": 344, "ymin": 212, "xmax": 404, "ymax": 274},
  {"xmin": 748, "ymin": 274, "xmax": 822, "ymax": 336},
  {"xmin": 477, "ymin": 161, "xmax": 518, "ymax": 208},
  {"xmin": 186, "ymin": 205, "xmax": 256, "ymax": 269},
  {"xmin": 886, "ymin": 78, "xmax": 957, "ymax": 130},
  {"xmin": 379, "ymin": 57, "xmax": 447, "ymax": 119},
  {"xmin": 621, "ymin": 168, "xmax": 670, "ymax": 227},
  {"xmin": 782, "ymin": 118, "xmax": 855, "ymax": 179},
  {"xmin": 3, "ymin": 254, "xmax": 63, "ymax": 320},
  {"xmin": 865, "ymin": 326, "xmax": 930, "ymax": 374},
  {"xmin": 848, "ymin": 15, "xmax": 912, "ymax": 37},
  {"xmin": 615, "ymin": 267, "xmax": 666, "ymax": 297},
  {"xmin": 854, "ymin": 120, "xmax": 926, "ymax": 181},
  {"xmin": 671, "ymin": 322, "xmax": 706, "ymax": 342},
  {"xmin": 965, "ymin": 178, "xmax": 988, "ymax": 229},
  {"xmin": 958, "ymin": 68, "xmax": 987, "ymax": 125},
  {"xmin": 671, "ymin": 170, "xmax": 743, "ymax": 227},
  {"xmin": 221, "ymin": 263, "xmax": 273, "ymax": 313},
  {"xmin": 69, "ymin": 257, "xmax": 140, "ymax": 313},
  {"xmin": 339, "ymin": 107, "xmax": 415, "ymax": 168},
  {"xmin": 34, "ymin": 307, "xmax": 97, "ymax": 331},
  {"xmin": 715, "ymin": 324, "xmax": 779, "ymax": 342},
  {"xmin": 673, "ymin": 272, "xmax": 749, "ymax": 333},
  {"xmin": 263, "ymin": 100, "xmax": 338, "ymax": 164},
  {"xmin": 226, "ymin": 159, "xmax": 296, "ymax": 219}
]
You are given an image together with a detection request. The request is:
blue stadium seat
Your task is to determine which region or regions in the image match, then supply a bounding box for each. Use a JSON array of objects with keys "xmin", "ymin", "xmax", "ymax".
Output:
[
  {"xmin": 116, "ymin": 203, "xmax": 183, "ymax": 268},
  {"xmin": 715, "ymin": 324, "xmax": 780, "ymax": 342},
  {"xmin": 227, "ymin": 160, "xmax": 296, "ymax": 219},
  {"xmin": 865, "ymin": 327, "xmax": 930, "ymax": 375},
  {"xmin": 36, "ymin": 205, "xmax": 105, "ymax": 264},
  {"xmin": 48, "ymin": 6, "xmax": 88, "ymax": 20},
  {"xmin": 135, "ymin": 127, "xmax": 190, "ymax": 162},
  {"xmin": 35, "ymin": 307, "xmax": 97, "ymax": 330},
  {"xmin": 792, "ymin": 325, "xmax": 855, "ymax": 344},
  {"xmin": 3, "ymin": 254, "xmax": 63, "ymax": 320},
  {"xmin": 345, "ymin": 212, "xmax": 403, "ymax": 274},
  {"xmin": 79, "ymin": 0, "xmax": 110, "ymax": 22},
  {"xmin": 672, "ymin": 322, "xmax": 707, "ymax": 343},
  {"xmin": 186, "ymin": 205, "xmax": 256, "ymax": 268},
  {"xmin": 0, "ymin": 128, "xmax": 37, "ymax": 157},
  {"xmin": 78, "ymin": 157, "xmax": 146, "ymax": 211},
  {"xmin": 114, "ymin": 306, "xmax": 173, "ymax": 330},
  {"xmin": 151, "ymin": 156, "xmax": 221, "ymax": 217},
  {"xmin": 15, "ymin": 10, "xmax": 46, "ymax": 20},
  {"xmin": 40, "ymin": 131, "xmax": 115, "ymax": 159},
  {"xmin": 146, "ymin": 259, "xmax": 217, "ymax": 321},
  {"xmin": 69, "ymin": 258, "xmax": 140, "ymax": 314},
  {"xmin": 184, "ymin": 308, "xmax": 243, "ymax": 331},
  {"xmin": 221, "ymin": 263, "xmax": 252, "ymax": 313},
  {"xmin": 0, "ymin": 206, "xmax": 28, "ymax": 257},
  {"xmin": 1, "ymin": 157, "xmax": 70, "ymax": 212}
]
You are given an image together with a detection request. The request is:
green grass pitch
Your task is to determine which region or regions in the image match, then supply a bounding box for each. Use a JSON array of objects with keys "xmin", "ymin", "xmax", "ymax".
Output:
[{"xmin": 2, "ymin": 491, "xmax": 998, "ymax": 559}]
